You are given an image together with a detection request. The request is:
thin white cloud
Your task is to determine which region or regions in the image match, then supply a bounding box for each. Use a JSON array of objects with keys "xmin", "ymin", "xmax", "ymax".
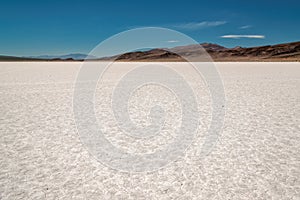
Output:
[
  {"xmin": 221, "ymin": 35, "xmax": 265, "ymax": 39},
  {"xmin": 239, "ymin": 25, "xmax": 252, "ymax": 29},
  {"xmin": 174, "ymin": 21, "xmax": 227, "ymax": 30},
  {"xmin": 166, "ymin": 40, "xmax": 179, "ymax": 43}
]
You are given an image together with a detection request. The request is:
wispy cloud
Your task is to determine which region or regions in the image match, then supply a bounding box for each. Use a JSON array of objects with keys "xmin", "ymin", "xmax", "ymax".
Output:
[
  {"xmin": 174, "ymin": 21, "xmax": 227, "ymax": 30},
  {"xmin": 239, "ymin": 25, "xmax": 252, "ymax": 29},
  {"xmin": 221, "ymin": 35, "xmax": 265, "ymax": 39},
  {"xmin": 166, "ymin": 40, "xmax": 179, "ymax": 43}
]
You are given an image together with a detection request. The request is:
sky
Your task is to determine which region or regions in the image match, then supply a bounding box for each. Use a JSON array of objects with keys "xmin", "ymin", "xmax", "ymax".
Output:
[{"xmin": 1, "ymin": 0, "xmax": 300, "ymax": 56}]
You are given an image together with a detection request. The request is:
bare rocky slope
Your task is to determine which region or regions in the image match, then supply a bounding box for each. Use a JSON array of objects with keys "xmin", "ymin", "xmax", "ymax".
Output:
[{"xmin": 108, "ymin": 41, "xmax": 300, "ymax": 61}]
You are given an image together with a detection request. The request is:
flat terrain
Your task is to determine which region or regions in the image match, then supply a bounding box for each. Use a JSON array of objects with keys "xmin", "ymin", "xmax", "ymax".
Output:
[{"xmin": 0, "ymin": 62, "xmax": 299, "ymax": 199}]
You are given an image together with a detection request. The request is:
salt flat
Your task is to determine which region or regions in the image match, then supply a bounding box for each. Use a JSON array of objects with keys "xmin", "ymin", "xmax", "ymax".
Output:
[{"xmin": 0, "ymin": 62, "xmax": 299, "ymax": 199}]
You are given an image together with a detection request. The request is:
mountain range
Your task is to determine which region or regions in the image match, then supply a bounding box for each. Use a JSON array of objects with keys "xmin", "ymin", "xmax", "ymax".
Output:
[
  {"xmin": 1, "ymin": 41, "xmax": 299, "ymax": 61},
  {"xmin": 107, "ymin": 41, "xmax": 300, "ymax": 61},
  {"xmin": 29, "ymin": 53, "xmax": 97, "ymax": 60}
]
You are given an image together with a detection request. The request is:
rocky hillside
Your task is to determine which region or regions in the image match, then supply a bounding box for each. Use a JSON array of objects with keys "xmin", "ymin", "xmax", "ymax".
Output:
[{"xmin": 110, "ymin": 41, "xmax": 300, "ymax": 61}]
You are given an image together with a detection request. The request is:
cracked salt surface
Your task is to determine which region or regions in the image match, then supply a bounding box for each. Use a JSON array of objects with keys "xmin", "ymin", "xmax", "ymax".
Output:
[{"xmin": 0, "ymin": 62, "xmax": 299, "ymax": 199}]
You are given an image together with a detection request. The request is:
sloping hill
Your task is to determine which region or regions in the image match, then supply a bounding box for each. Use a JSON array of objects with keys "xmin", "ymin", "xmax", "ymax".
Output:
[{"xmin": 106, "ymin": 41, "xmax": 300, "ymax": 61}]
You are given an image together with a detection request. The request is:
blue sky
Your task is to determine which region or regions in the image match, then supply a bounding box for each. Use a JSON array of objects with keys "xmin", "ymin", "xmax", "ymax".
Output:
[{"xmin": 1, "ymin": 0, "xmax": 300, "ymax": 56}]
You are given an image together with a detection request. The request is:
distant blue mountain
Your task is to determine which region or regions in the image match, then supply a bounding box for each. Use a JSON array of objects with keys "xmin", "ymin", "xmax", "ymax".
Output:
[{"xmin": 30, "ymin": 53, "xmax": 97, "ymax": 60}]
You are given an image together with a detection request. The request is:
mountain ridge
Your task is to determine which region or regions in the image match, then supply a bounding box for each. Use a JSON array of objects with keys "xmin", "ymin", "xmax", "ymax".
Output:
[
  {"xmin": 1, "ymin": 41, "xmax": 300, "ymax": 61},
  {"xmin": 109, "ymin": 41, "xmax": 300, "ymax": 61}
]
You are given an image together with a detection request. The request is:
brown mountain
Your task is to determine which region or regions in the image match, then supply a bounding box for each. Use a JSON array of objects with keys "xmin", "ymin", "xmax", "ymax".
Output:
[
  {"xmin": 108, "ymin": 41, "xmax": 300, "ymax": 61},
  {"xmin": 1, "ymin": 41, "xmax": 299, "ymax": 62}
]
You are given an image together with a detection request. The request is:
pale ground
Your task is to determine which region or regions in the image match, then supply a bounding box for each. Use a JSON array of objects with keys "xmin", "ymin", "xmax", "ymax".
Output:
[{"xmin": 0, "ymin": 62, "xmax": 299, "ymax": 199}]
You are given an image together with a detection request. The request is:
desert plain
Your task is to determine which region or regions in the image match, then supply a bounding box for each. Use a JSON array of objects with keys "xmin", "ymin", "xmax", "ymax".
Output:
[{"xmin": 0, "ymin": 62, "xmax": 299, "ymax": 199}]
